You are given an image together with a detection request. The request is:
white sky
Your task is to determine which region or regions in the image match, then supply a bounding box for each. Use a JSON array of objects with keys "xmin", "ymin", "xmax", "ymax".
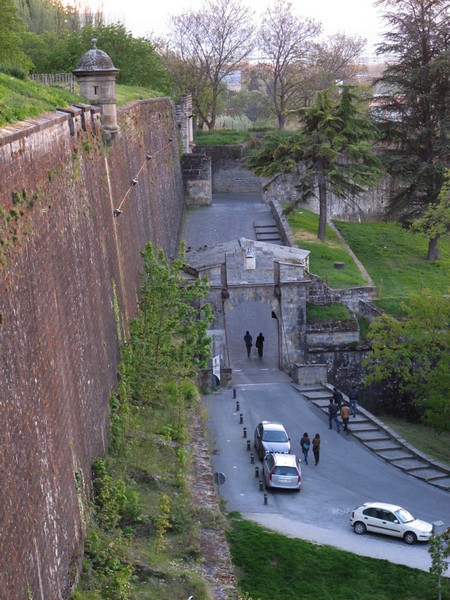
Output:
[{"xmin": 90, "ymin": 0, "xmax": 386, "ymax": 58}]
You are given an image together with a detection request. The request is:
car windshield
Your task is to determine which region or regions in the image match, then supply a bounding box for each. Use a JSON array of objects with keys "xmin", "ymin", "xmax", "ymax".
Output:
[
  {"xmin": 263, "ymin": 430, "xmax": 288, "ymax": 443},
  {"xmin": 395, "ymin": 508, "xmax": 415, "ymax": 523}
]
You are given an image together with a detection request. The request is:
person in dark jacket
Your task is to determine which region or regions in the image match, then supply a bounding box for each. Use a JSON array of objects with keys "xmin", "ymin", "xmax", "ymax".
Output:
[
  {"xmin": 332, "ymin": 387, "xmax": 343, "ymax": 410},
  {"xmin": 348, "ymin": 385, "xmax": 359, "ymax": 418},
  {"xmin": 312, "ymin": 433, "xmax": 321, "ymax": 465},
  {"xmin": 300, "ymin": 432, "xmax": 311, "ymax": 465},
  {"xmin": 328, "ymin": 399, "xmax": 340, "ymax": 432},
  {"xmin": 255, "ymin": 332, "xmax": 265, "ymax": 358},
  {"xmin": 243, "ymin": 331, "xmax": 252, "ymax": 357}
]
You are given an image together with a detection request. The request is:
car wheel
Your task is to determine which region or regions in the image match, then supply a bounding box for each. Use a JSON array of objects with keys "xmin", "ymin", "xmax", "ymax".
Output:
[
  {"xmin": 404, "ymin": 531, "xmax": 417, "ymax": 545},
  {"xmin": 353, "ymin": 522, "xmax": 366, "ymax": 535}
]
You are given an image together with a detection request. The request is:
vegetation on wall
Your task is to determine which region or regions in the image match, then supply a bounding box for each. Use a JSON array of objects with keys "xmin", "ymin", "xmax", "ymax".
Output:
[{"xmin": 73, "ymin": 243, "xmax": 215, "ymax": 599}]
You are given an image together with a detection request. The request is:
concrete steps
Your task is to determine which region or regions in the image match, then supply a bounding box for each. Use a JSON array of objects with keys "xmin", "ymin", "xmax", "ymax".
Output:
[
  {"xmin": 294, "ymin": 382, "xmax": 450, "ymax": 492},
  {"xmin": 254, "ymin": 220, "xmax": 281, "ymax": 243}
]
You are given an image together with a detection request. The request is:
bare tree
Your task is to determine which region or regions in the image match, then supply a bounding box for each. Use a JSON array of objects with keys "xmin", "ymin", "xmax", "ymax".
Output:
[
  {"xmin": 167, "ymin": 0, "xmax": 254, "ymax": 130},
  {"xmin": 257, "ymin": 0, "xmax": 321, "ymax": 129}
]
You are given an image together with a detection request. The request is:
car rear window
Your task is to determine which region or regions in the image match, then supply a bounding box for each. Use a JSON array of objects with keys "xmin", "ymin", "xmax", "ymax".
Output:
[{"xmin": 273, "ymin": 466, "xmax": 297, "ymax": 476}]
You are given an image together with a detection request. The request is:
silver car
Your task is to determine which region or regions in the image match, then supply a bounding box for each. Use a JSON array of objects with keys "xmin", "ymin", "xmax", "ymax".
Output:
[
  {"xmin": 263, "ymin": 452, "xmax": 302, "ymax": 491},
  {"xmin": 350, "ymin": 502, "xmax": 433, "ymax": 544},
  {"xmin": 254, "ymin": 421, "xmax": 291, "ymax": 460}
]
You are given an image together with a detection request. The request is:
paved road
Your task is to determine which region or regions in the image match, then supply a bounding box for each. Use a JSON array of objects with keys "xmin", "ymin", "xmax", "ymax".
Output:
[
  {"xmin": 182, "ymin": 193, "xmax": 450, "ymax": 573},
  {"xmin": 203, "ymin": 382, "xmax": 450, "ymax": 573}
]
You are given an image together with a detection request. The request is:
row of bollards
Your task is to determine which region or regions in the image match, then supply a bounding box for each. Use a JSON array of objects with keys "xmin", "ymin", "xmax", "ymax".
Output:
[{"xmin": 232, "ymin": 387, "xmax": 269, "ymax": 506}]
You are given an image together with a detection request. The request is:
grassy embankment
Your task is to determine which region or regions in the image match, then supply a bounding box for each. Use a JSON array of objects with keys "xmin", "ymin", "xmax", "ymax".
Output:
[{"xmin": 0, "ymin": 73, "xmax": 163, "ymax": 126}]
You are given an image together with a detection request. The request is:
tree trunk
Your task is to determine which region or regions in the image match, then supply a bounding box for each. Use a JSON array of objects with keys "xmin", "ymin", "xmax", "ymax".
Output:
[
  {"xmin": 317, "ymin": 165, "xmax": 327, "ymax": 241},
  {"xmin": 277, "ymin": 112, "xmax": 285, "ymax": 130},
  {"xmin": 427, "ymin": 235, "xmax": 440, "ymax": 261}
]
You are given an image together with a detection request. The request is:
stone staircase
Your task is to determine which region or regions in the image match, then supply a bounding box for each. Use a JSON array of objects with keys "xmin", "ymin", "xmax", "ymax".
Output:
[
  {"xmin": 295, "ymin": 383, "xmax": 450, "ymax": 492},
  {"xmin": 254, "ymin": 219, "xmax": 281, "ymax": 243}
]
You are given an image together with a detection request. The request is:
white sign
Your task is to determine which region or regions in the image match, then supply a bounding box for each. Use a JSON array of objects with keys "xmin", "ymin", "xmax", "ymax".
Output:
[{"xmin": 212, "ymin": 355, "xmax": 221, "ymax": 381}]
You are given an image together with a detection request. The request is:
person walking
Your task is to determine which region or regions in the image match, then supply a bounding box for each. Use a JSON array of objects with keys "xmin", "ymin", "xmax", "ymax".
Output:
[
  {"xmin": 300, "ymin": 432, "xmax": 311, "ymax": 465},
  {"xmin": 255, "ymin": 332, "xmax": 265, "ymax": 358},
  {"xmin": 332, "ymin": 387, "xmax": 343, "ymax": 411},
  {"xmin": 348, "ymin": 385, "xmax": 359, "ymax": 418},
  {"xmin": 328, "ymin": 399, "xmax": 340, "ymax": 432},
  {"xmin": 243, "ymin": 331, "xmax": 252, "ymax": 357},
  {"xmin": 340, "ymin": 403, "xmax": 351, "ymax": 434},
  {"xmin": 312, "ymin": 433, "xmax": 321, "ymax": 465}
]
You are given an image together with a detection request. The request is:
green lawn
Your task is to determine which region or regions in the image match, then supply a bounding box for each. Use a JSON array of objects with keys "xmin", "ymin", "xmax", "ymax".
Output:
[
  {"xmin": 194, "ymin": 128, "xmax": 252, "ymax": 145},
  {"xmin": 228, "ymin": 517, "xmax": 448, "ymax": 600},
  {"xmin": 287, "ymin": 209, "xmax": 450, "ymax": 315},
  {"xmin": 0, "ymin": 74, "xmax": 161, "ymax": 126},
  {"xmin": 287, "ymin": 210, "xmax": 368, "ymax": 288},
  {"xmin": 379, "ymin": 416, "xmax": 450, "ymax": 467},
  {"xmin": 335, "ymin": 220, "xmax": 450, "ymax": 314}
]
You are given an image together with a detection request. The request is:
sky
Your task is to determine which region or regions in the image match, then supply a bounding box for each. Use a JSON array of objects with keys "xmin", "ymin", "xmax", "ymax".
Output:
[{"xmin": 89, "ymin": 0, "xmax": 386, "ymax": 58}]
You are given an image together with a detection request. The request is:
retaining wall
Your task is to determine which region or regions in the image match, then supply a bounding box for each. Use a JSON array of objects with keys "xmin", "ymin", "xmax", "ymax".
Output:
[{"xmin": 0, "ymin": 98, "xmax": 184, "ymax": 598}]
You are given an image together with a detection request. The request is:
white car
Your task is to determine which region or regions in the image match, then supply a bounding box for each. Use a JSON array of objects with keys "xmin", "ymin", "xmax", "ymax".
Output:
[{"xmin": 350, "ymin": 502, "xmax": 433, "ymax": 544}]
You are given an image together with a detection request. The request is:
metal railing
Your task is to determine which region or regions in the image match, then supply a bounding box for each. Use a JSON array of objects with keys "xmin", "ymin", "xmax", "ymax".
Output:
[{"xmin": 29, "ymin": 73, "xmax": 75, "ymax": 93}]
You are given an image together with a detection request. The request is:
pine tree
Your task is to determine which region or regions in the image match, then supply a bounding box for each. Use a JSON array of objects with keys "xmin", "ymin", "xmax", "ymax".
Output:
[
  {"xmin": 247, "ymin": 86, "xmax": 381, "ymax": 241},
  {"xmin": 375, "ymin": 0, "xmax": 450, "ymax": 260}
]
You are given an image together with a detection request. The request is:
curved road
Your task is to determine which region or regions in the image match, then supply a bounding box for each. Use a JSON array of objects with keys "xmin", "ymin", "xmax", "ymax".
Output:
[
  {"xmin": 183, "ymin": 193, "xmax": 450, "ymax": 573},
  {"xmin": 203, "ymin": 378, "xmax": 450, "ymax": 573}
]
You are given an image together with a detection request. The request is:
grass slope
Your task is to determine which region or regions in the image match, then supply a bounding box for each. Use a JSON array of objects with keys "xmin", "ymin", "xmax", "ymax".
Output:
[
  {"xmin": 0, "ymin": 74, "xmax": 162, "ymax": 126},
  {"xmin": 228, "ymin": 517, "xmax": 449, "ymax": 600}
]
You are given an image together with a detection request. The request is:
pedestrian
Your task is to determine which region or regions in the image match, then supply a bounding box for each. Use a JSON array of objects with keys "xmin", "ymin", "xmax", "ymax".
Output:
[
  {"xmin": 332, "ymin": 387, "xmax": 343, "ymax": 410},
  {"xmin": 255, "ymin": 332, "xmax": 265, "ymax": 358},
  {"xmin": 300, "ymin": 432, "xmax": 311, "ymax": 465},
  {"xmin": 328, "ymin": 399, "xmax": 340, "ymax": 432},
  {"xmin": 312, "ymin": 433, "xmax": 320, "ymax": 465},
  {"xmin": 243, "ymin": 331, "xmax": 252, "ymax": 357},
  {"xmin": 340, "ymin": 403, "xmax": 351, "ymax": 434},
  {"xmin": 348, "ymin": 385, "xmax": 359, "ymax": 418}
]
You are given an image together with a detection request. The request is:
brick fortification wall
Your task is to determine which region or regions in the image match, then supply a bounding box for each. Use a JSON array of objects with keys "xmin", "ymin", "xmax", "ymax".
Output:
[{"xmin": 0, "ymin": 98, "xmax": 184, "ymax": 598}]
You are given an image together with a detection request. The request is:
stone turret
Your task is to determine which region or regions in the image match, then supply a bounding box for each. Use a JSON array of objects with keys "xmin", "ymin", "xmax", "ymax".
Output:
[{"xmin": 73, "ymin": 39, "xmax": 120, "ymax": 139}]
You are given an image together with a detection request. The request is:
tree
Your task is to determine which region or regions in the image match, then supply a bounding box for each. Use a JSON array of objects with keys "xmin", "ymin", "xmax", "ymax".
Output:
[
  {"xmin": 306, "ymin": 34, "xmax": 367, "ymax": 96},
  {"xmin": 365, "ymin": 292, "xmax": 450, "ymax": 432},
  {"xmin": 429, "ymin": 532, "xmax": 450, "ymax": 600},
  {"xmin": 374, "ymin": 0, "xmax": 450, "ymax": 261},
  {"xmin": 167, "ymin": 0, "xmax": 254, "ymax": 130},
  {"xmin": 125, "ymin": 243, "xmax": 213, "ymax": 403},
  {"xmin": 257, "ymin": 0, "xmax": 321, "ymax": 129},
  {"xmin": 0, "ymin": 0, "xmax": 33, "ymax": 72},
  {"xmin": 413, "ymin": 170, "xmax": 450, "ymax": 259},
  {"xmin": 21, "ymin": 24, "xmax": 172, "ymax": 92},
  {"xmin": 247, "ymin": 86, "xmax": 381, "ymax": 240}
]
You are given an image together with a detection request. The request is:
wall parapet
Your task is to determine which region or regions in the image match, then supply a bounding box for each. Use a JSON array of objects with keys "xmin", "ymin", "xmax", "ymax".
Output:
[{"xmin": 0, "ymin": 97, "xmax": 184, "ymax": 598}]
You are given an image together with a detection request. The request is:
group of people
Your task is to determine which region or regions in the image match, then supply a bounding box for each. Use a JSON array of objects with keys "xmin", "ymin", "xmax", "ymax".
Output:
[
  {"xmin": 243, "ymin": 330, "xmax": 265, "ymax": 358},
  {"xmin": 328, "ymin": 385, "xmax": 358, "ymax": 434},
  {"xmin": 300, "ymin": 385, "xmax": 359, "ymax": 466},
  {"xmin": 300, "ymin": 432, "xmax": 321, "ymax": 465}
]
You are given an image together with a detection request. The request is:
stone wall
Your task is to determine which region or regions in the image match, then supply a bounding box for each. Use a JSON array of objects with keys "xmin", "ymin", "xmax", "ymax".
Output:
[
  {"xmin": 0, "ymin": 98, "xmax": 184, "ymax": 598},
  {"xmin": 196, "ymin": 145, "xmax": 264, "ymax": 194},
  {"xmin": 263, "ymin": 171, "xmax": 391, "ymax": 221},
  {"xmin": 182, "ymin": 149, "xmax": 212, "ymax": 205}
]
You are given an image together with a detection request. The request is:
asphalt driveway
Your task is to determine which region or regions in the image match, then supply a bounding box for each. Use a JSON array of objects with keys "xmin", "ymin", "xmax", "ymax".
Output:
[{"xmin": 203, "ymin": 381, "xmax": 450, "ymax": 573}]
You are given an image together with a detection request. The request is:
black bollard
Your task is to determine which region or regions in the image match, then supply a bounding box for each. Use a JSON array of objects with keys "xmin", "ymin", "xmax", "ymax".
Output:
[
  {"xmin": 236, "ymin": 400, "xmax": 240, "ymax": 411},
  {"xmin": 259, "ymin": 480, "xmax": 264, "ymax": 492},
  {"xmin": 247, "ymin": 439, "xmax": 251, "ymax": 451},
  {"xmin": 255, "ymin": 466, "xmax": 259, "ymax": 478},
  {"xmin": 250, "ymin": 453, "xmax": 255, "ymax": 464},
  {"xmin": 243, "ymin": 427, "xmax": 247, "ymax": 438},
  {"xmin": 264, "ymin": 493, "xmax": 268, "ymax": 505},
  {"xmin": 233, "ymin": 388, "xmax": 236, "ymax": 399},
  {"xmin": 239, "ymin": 413, "xmax": 243, "ymax": 424}
]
